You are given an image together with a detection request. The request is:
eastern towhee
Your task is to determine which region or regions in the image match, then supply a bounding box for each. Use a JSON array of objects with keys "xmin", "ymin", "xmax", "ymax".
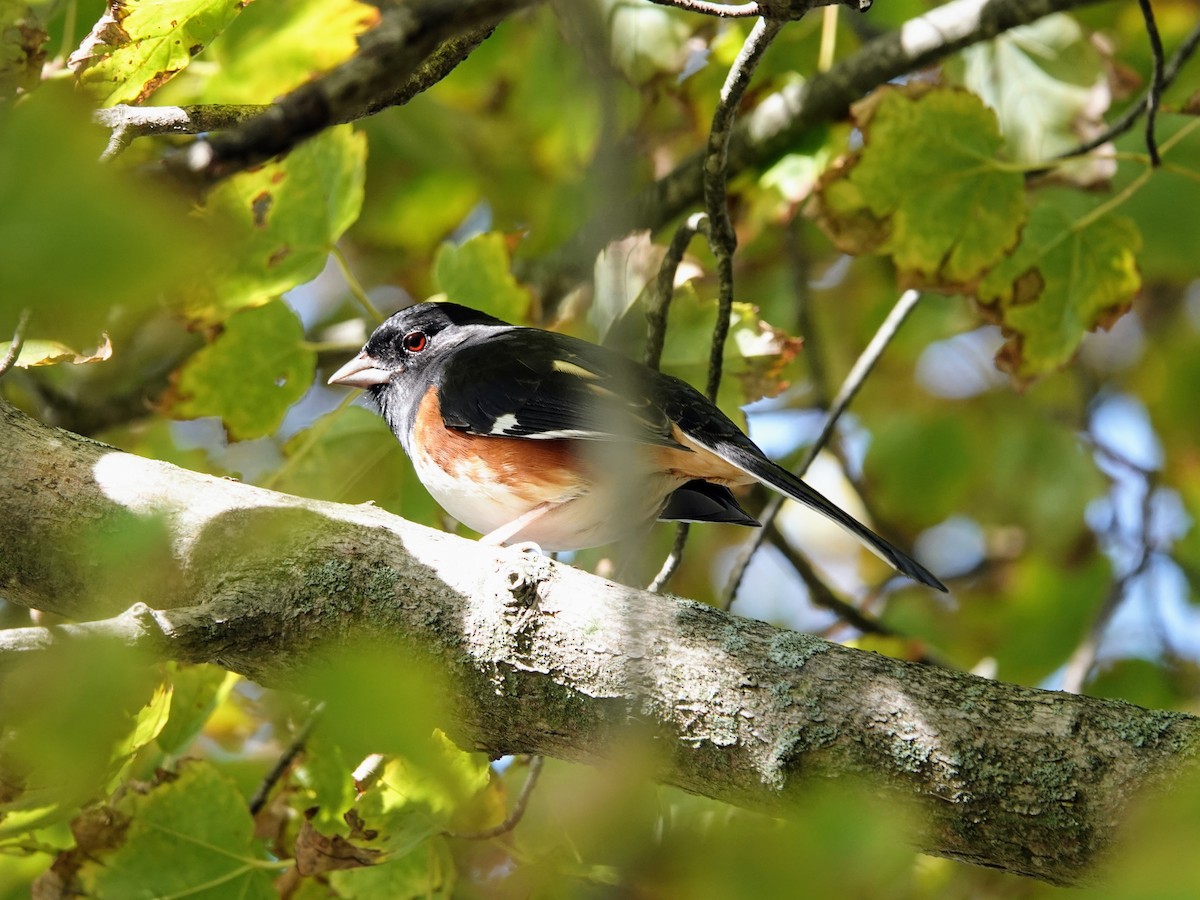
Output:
[{"xmin": 328, "ymin": 301, "xmax": 946, "ymax": 591}]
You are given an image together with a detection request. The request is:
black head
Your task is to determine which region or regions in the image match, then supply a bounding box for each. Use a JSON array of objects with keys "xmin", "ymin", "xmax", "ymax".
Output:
[{"xmin": 327, "ymin": 302, "xmax": 512, "ymax": 390}]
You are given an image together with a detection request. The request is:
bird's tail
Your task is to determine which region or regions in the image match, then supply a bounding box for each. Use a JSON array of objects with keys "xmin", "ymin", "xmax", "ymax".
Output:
[{"xmin": 755, "ymin": 459, "xmax": 947, "ymax": 592}]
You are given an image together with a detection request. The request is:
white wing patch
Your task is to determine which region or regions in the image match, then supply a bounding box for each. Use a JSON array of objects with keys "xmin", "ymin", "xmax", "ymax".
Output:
[{"xmin": 490, "ymin": 413, "xmax": 519, "ymax": 435}]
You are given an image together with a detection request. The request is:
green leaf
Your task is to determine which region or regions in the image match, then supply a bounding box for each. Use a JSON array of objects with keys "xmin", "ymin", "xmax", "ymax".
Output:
[
  {"xmin": 201, "ymin": 0, "xmax": 378, "ymax": 103},
  {"xmin": 329, "ymin": 837, "xmax": 451, "ymax": 898},
  {"xmin": 1112, "ymin": 119, "xmax": 1200, "ymax": 282},
  {"xmin": 590, "ymin": 231, "xmax": 666, "ymax": 342},
  {"xmin": 0, "ymin": 640, "xmax": 159, "ymax": 835},
  {"xmin": 810, "ymin": 84, "xmax": 1026, "ymax": 289},
  {"xmin": 112, "ymin": 680, "xmax": 173, "ymax": 765},
  {"xmin": 433, "ymin": 232, "xmax": 532, "ymax": 323},
  {"xmin": 184, "ymin": 124, "xmax": 367, "ymax": 322},
  {"xmin": 0, "ymin": 2, "xmax": 47, "ymax": 97},
  {"xmin": 605, "ymin": 1, "xmax": 690, "ymax": 84},
  {"xmin": 950, "ymin": 14, "xmax": 1110, "ymax": 179},
  {"xmin": 328, "ymin": 752, "xmax": 469, "ymax": 897},
  {"xmin": 977, "ymin": 195, "xmax": 1141, "ymax": 379},
  {"xmin": 864, "ymin": 413, "xmax": 974, "ymax": 526},
  {"xmin": 0, "ymin": 336, "xmax": 112, "ymax": 368},
  {"xmin": 71, "ymin": 0, "xmax": 247, "ymax": 105},
  {"xmin": 155, "ymin": 664, "xmax": 238, "ymax": 757},
  {"xmin": 295, "ymin": 732, "xmax": 356, "ymax": 834},
  {"xmin": 659, "ymin": 297, "xmax": 804, "ymax": 413},
  {"xmin": 171, "ymin": 300, "xmax": 316, "ymax": 440},
  {"xmin": 81, "ymin": 761, "xmax": 275, "ymax": 899},
  {"xmin": 0, "ymin": 83, "xmax": 204, "ymax": 348},
  {"xmin": 271, "ymin": 405, "xmax": 440, "ymax": 525}
]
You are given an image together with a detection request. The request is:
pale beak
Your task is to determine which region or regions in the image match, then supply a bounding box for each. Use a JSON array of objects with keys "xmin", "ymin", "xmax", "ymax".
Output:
[{"xmin": 327, "ymin": 352, "xmax": 395, "ymax": 388}]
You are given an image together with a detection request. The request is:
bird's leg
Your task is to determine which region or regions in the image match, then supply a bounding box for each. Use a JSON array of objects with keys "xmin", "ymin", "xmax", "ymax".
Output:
[{"xmin": 479, "ymin": 501, "xmax": 559, "ymax": 546}]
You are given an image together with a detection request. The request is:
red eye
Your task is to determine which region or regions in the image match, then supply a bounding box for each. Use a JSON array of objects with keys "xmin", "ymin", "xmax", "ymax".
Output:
[{"xmin": 402, "ymin": 330, "xmax": 427, "ymax": 353}]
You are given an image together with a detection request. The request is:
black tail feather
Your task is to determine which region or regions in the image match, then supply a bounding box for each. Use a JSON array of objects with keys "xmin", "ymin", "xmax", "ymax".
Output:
[
  {"xmin": 751, "ymin": 457, "xmax": 947, "ymax": 592},
  {"xmin": 660, "ymin": 480, "xmax": 760, "ymax": 526}
]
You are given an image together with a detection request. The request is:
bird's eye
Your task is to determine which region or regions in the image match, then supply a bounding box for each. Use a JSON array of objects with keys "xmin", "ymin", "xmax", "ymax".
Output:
[{"xmin": 402, "ymin": 330, "xmax": 428, "ymax": 353}]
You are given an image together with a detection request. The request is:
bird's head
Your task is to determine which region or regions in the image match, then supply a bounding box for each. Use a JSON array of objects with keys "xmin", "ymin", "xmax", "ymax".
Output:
[{"xmin": 327, "ymin": 301, "xmax": 510, "ymax": 393}]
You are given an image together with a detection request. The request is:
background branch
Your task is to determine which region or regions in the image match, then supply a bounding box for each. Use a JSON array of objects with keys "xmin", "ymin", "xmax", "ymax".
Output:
[
  {"xmin": 536, "ymin": 0, "xmax": 1103, "ymax": 286},
  {"xmin": 1054, "ymin": 18, "xmax": 1200, "ymax": 161},
  {"xmin": 723, "ymin": 289, "xmax": 926, "ymax": 607}
]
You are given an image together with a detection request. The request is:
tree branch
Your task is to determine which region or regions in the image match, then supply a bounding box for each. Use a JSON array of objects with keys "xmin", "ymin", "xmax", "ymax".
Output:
[
  {"xmin": 163, "ymin": 0, "xmax": 536, "ymax": 185},
  {"xmin": 535, "ymin": 0, "xmax": 1104, "ymax": 285},
  {"xmin": 1, "ymin": 398, "xmax": 1197, "ymax": 885},
  {"xmin": 701, "ymin": 15, "xmax": 784, "ymax": 402}
]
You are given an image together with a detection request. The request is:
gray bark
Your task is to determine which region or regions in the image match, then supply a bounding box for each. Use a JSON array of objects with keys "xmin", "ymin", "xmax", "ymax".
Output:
[{"xmin": 1, "ymin": 398, "xmax": 1197, "ymax": 885}]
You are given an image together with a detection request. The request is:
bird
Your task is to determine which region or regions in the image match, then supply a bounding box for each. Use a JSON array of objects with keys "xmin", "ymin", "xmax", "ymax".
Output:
[{"xmin": 327, "ymin": 301, "xmax": 946, "ymax": 592}]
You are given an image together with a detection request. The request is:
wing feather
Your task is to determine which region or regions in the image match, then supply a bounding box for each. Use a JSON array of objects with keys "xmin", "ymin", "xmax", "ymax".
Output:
[{"xmin": 436, "ymin": 330, "xmax": 681, "ymax": 448}]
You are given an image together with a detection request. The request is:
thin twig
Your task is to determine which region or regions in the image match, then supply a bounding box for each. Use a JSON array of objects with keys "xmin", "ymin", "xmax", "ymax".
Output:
[
  {"xmin": 645, "ymin": 0, "xmax": 762, "ymax": 15},
  {"xmin": 1054, "ymin": 19, "xmax": 1200, "ymax": 162},
  {"xmin": 767, "ymin": 529, "xmax": 896, "ymax": 636},
  {"xmin": 95, "ymin": 18, "xmax": 493, "ymax": 161},
  {"xmin": 96, "ymin": 105, "xmax": 266, "ymax": 162},
  {"xmin": 1060, "ymin": 438, "xmax": 1161, "ymax": 693},
  {"xmin": 449, "ymin": 755, "xmax": 544, "ymax": 840},
  {"xmin": 702, "ymin": 16, "xmax": 784, "ymax": 402},
  {"xmin": 721, "ymin": 289, "xmax": 924, "ymax": 609},
  {"xmin": 249, "ymin": 703, "xmax": 325, "ymax": 815},
  {"xmin": 643, "ymin": 214, "xmax": 709, "ymax": 588},
  {"xmin": 0, "ymin": 310, "xmax": 31, "ymax": 380},
  {"xmin": 333, "ymin": 246, "xmax": 384, "ymax": 325},
  {"xmin": 644, "ymin": 213, "xmax": 708, "ymax": 372},
  {"xmin": 784, "ymin": 220, "xmax": 829, "ymax": 408},
  {"xmin": 648, "ymin": 524, "xmax": 691, "ymax": 592},
  {"xmin": 1136, "ymin": 0, "xmax": 1165, "ymax": 166}
]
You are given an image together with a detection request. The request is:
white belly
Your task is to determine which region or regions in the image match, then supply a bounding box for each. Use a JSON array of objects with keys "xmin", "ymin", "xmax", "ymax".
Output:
[{"xmin": 410, "ymin": 444, "xmax": 682, "ymax": 551}]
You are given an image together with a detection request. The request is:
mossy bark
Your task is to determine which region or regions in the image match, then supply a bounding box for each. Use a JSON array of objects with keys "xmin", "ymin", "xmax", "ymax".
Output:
[{"xmin": 1, "ymin": 399, "xmax": 1197, "ymax": 884}]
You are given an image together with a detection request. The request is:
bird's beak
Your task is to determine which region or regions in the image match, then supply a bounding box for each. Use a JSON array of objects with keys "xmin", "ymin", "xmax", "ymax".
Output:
[{"xmin": 327, "ymin": 352, "xmax": 395, "ymax": 389}]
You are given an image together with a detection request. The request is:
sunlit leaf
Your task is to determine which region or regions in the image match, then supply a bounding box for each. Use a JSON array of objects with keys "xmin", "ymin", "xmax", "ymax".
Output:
[
  {"xmin": 0, "ymin": 640, "xmax": 159, "ymax": 833},
  {"xmin": 71, "ymin": 0, "xmax": 248, "ymax": 105},
  {"xmin": 112, "ymin": 680, "xmax": 173, "ymax": 765},
  {"xmin": 433, "ymin": 232, "xmax": 532, "ymax": 323},
  {"xmin": 201, "ymin": 0, "xmax": 378, "ymax": 103},
  {"xmin": 184, "ymin": 124, "xmax": 367, "ymax": 322},
  {"xmin": 810, "ymin": 84, "xmax": 1026, "ymax": 289},
  {"xmin": 977, "ymin": 194, "xmax": 1141, "ymax": 380},
  {"xmin": 659, "ymin": 297, "xmax": 803, "ymax": 413},
  {"xmin": 171, "ymin": 299, "xmax": 316, "ymax": 440},
  {"xmin": 155, "ymin": 664, "xmax": 239, "ymax": 757},
  {"xmin": 80, "ymin": 761, "xmax": 275, "ymax": 899},
  {"xmin": 950, "ymin": 14, "xmax": 1114, "ymax": 184},
  {"xmin": 591, "ymin": 231, "xmax": 666, "ymax": 342},
  {"xmin": 0, "ymin": 335, "xmax": 112, "ymax": 368},
  {"xmin": 605, "ymin": 0, "xmax": 690, "ymax": 84}
]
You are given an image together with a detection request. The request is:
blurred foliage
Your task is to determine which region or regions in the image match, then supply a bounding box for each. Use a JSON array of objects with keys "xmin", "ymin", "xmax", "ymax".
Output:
[{"xmin": 2, "ymin": 0, "xmax": 1200, "ymax": 896}]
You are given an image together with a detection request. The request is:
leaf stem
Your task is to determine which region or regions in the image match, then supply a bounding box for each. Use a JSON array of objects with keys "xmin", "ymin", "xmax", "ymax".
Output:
[{"xmin": 333, "ymin": 246, "xmax": 384, "ymax": 325}]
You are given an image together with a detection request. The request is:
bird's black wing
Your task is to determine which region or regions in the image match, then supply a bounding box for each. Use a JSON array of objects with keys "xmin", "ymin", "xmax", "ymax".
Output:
[{"xmin": 435, "ymin": 329, "xmax": 681, "ymax": 448}]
